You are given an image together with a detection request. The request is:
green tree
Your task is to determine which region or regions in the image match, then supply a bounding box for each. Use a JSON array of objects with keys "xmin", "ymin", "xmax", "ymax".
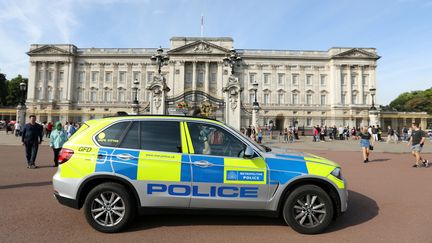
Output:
[
  {"xmin": 389, "ymin": 87, "xmax": 432, "ymax": 114},
  {"xmin": 5, "ymin": 75, "xmax": 28, "ymax": 106},
  {"xmin": 0, "ymin": 73, "xmax": 7, "ymax": 106}
]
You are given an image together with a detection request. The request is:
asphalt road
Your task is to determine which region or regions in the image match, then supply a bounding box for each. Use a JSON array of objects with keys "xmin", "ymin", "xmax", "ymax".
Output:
[{"xmin": 0, "ymin": 145, "xmax": 431, "ymax": 243}]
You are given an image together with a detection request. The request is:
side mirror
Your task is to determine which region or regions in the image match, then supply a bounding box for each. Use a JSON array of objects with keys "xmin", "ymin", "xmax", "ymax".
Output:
[{"xmin": 244, "ymin": 146, "xmax": 254, "ymax": 158}]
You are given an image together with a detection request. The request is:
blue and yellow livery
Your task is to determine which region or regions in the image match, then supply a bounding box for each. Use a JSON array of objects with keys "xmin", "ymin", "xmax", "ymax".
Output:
[{"xmin": 53, "ymin": 115, "xmax": 348, "ymax": 234}]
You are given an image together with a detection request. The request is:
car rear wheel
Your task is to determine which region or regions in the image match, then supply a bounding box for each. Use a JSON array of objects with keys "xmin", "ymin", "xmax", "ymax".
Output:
[
  {"xmin": 282, "ymin": 185, "xmax": 334, "ymax": 234},
  {"xmin": 84, "ymin": 182, "xmax": 135, "ymax": 233}
]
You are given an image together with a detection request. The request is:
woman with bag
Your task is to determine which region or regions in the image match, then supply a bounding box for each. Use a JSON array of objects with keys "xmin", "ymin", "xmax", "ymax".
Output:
[
  {"xmin": 358, "ymin": 126, "xmax": 374, "ymax": 163},
  {"xmin": 49, "ymin": 121, "xmax": 68, "ymax": 167}
]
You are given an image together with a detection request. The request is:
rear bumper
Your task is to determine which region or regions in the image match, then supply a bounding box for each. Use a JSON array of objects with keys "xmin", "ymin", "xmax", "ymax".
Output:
[{"xmin": 54, "ymin": 191, "xmax": 79, "ymax": 209}]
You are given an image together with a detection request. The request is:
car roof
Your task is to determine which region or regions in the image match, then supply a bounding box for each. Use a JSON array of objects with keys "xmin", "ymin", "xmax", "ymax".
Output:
[{"xmin": 95, "ymin": 115, "xmax": 224, "ymax": 125}]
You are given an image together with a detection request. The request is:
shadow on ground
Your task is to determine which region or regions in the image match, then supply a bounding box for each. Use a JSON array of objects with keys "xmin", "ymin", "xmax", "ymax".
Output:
[
  {"xmin": 0, "ymin": 181, "xmax": 51, "ymax": 190},
  {"xmin": 126, "ymin": 190, "xmax": 378, "ymax": 233}
]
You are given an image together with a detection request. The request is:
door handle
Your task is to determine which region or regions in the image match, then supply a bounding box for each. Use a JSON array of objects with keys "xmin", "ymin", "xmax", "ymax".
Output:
[
  {"xmin": 193, "ymin": 160, "xmax": 212, "ymax": 168},
  {"xmin": 116, "ymin": 153, "xmax": 134, "ymax": 160}
]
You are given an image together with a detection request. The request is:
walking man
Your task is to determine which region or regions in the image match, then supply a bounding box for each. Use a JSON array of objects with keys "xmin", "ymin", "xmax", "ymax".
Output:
[
  {"xmin": 21, "ymin": 115, "xmax": 43, "ymax": 169},
  {"xmin": 407, "ymin": 122, "xmax": 429, "ymax": 168}
]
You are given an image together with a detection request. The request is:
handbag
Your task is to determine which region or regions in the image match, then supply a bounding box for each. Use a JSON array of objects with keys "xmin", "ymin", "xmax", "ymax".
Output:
[{"xmin": 369, "ymin": 145, "xmax": 374, "ymax": 150}]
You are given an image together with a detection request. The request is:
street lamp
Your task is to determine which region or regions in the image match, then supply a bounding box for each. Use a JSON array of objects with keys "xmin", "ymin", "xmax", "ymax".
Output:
[
  {"xmin": 251, "ymin": 82, "xmax": 260, "ymax": 126},
  {"xmin": 369, "ymin": 88, "xmax": 377, "ymax": 110},
  {"xmin": 19, "ymin": 82, "xmax": 27, "ymax": 106},
  {"xmin": 223, "ymin": 48, "xmax": 242, "ymax": 75},
  {"xmin": 150, "ymin": 46, "xmax": 169, "ymax": 75},
  {"xmin": 252, "ymin": 82, "xmax": 259, "ymax": 107},
  {"xmin": 132, "ymin": 79, "xmax": 139, "ymax": 114}
]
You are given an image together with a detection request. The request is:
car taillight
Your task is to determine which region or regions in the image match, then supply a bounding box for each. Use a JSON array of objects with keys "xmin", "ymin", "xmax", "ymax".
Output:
[{"xmin": 58, "ymin": 148, "xmax": 74, "ymax": 164}]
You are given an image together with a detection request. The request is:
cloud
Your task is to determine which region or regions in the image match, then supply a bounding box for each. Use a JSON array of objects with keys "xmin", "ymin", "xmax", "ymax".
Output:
[{"xmin": 152, "ymin": 9, "xmax": 166, "ymax": 15}]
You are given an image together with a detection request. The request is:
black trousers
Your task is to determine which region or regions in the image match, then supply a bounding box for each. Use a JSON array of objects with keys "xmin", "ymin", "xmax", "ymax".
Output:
[
  {"xmin": 25, "ymin": 141, "xmax": 39, "ymax": 166},
  {"xmin": 53, "ymin": 148, "xmax": 61, "ymax": 166}
]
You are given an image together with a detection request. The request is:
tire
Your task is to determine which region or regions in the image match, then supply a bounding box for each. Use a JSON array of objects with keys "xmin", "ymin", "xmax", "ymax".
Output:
[
  {"xmin": 282, "ymin": 185, "xmax": 334, "ymax": 234},
  {"xmin": 84, "ymin": 182, "xmax": 135, "ymax": 233}
]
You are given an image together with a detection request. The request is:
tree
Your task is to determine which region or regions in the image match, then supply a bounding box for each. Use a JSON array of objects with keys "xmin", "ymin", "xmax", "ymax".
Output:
[
  {"xmin": 5, "ymin": 75, "xmax": 28, "ymax": 106},
  {"xmin": 0, "ymin": 73, "xmax": 7, "ymax": 106},
  {"xmin": 389, "ymin": 87, "xmax": 432, "ymax": 114}
]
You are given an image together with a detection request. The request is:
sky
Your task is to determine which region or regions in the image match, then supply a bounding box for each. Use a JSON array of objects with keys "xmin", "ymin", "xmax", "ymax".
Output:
[{"xmin": 0, "ymin": 0, "xmax": 431, "ymax": 105}]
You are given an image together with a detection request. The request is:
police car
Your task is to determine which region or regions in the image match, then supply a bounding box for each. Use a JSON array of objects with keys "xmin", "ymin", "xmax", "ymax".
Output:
[{"xmin": 53, "ymin": 115, "xmax": 348, "ymax": 234}]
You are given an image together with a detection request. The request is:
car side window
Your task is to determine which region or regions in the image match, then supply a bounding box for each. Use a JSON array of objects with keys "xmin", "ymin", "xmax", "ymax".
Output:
[
  {"xmin": 96, "ymin": 121, "xmax": 130, "ymax": 147},
  {"xmin": 140, "ymin": 121, "xmax": 182, "ymax": 153},
  {"xmin": 187, "ymin": 122, "xmax": 246, "ymax": 158},
  {"xmin": 119, "ymin": 121, "xmax": 140, "ymax": 149}
]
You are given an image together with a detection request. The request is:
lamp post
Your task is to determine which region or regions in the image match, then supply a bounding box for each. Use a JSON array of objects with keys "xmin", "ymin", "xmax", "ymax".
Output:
[
  {"xmin": 369, "ymin": 88, "xmax": 376, "ymax": 110},
  {"xmin": 368, "ymin": 87, "xmax": 379, "ymax": 126},
  {"xmin": 251, "ymin": 82, "xmax": 260, "ymax": 126},
  {"xmin": 17, "ymin": 82, "xmax": 27, "ymax": 125},
  {"xmin": 223, "ymin": 48, "xmax": 242, "ymax": 75},
  {"xmin": 150, "ymin": 46, "xmax": 169, "ymax": 75},
  {"xmin": 131, "ymin": 79, "xmax": 139, "ymax": 114}
]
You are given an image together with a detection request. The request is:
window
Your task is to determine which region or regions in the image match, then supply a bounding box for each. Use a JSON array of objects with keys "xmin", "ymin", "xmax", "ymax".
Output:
[
  {"xmin": 77, "ymin": 89, "xmax": 83, "ymax": 101},
  {"xmin": 96, "ymin": 122, "xmax": 130, "ymax": 147},
  {"xmin": 341, "ymin": 74, "xmax": 346, "ymax": 85},
  {"xmin": 91, "ymin": 72, "xmax": 98, "ymax": 83},
  {"xmin": 119, "ymin": 72, "xmax": 126, "ymax": 83},
  {"xmin": 118, "ymin": 91, "xmax": 125, "ymax": 102},
  {"xmin": 292, "ymin": 93, "xmax": 298, "ymax": 104},
  {"xmin": 278, "ymin": 73, "xmax": 284, "ymax": 85},
  {"xmin": 249, "ymin": 73, "xmax": 256, "ymax": 83},
  {"xmin": 352, "ymin": 94, "xmax": 357, "ymax": 104},
  {"xmin": 48, "ymin": 89, "xmax": 53, "ymax": 100},
  {"xmin": 197, "ymin": 71, "xmax": 204, "ymax": 87},
  {"xmin": 140, "ymin": 121, "xmax": 181, "ymax": 153},
  {"xmin": 321, "ymin": 94, "xmax": 326, "ymax": 105},
  {"xmin": 78, "ymin": 71, "xmax": 85, "ymax": 83},
  {"xmin": 292, "ymin": 74, "xmax": 298, "ymax": 85},
  {"xmin": 264, "ymin": 93, "xmax": 269, "ymax": 105},
  {"xmin": 320, "ymin": 75, "xmax": 326, "ymax": 85},
  {"xmin": 133, "ymin": 71, "xmax": 140, "ymax": 82},
  {"xmin": 48, "ymin": 71, "xmax": 53, "ymax": 81},
  {"xmin": 210, "ymin": 72, "xmax": 217, "ymax": 83},
  {"xmin": 278, "ymin": 93, "xmax": 284, "ymax": 105},
  {"xmin": 185, "ymin": 72, "xmax": 192, "ymax": 83},
  {"xmin": 264, "ymin": 73, "xmax": 270, "ymax": 84},
  {"xmin": 307, "ymin": 118, "xmax": 312, "ymax": 126},
  {"xmin": 59, "ymin": 72, "xmax": 64, "ymax": 82},
  {"xmin": 187, "ymin": 122, "xmax": 246, "ymax": 157},
  {"xmin": 104, "ymin": 90, "xmax": 111, "ymax": 102},
  {"xmin": 362, "ymin": 75, "xmax": 368, "ymax": 86},
  {"xmin": 351, "ymin": 75, "xmax": 356, "ymax": 85},
  {"xmin": 341, "ymin": 94, "xmax": 346, "ymax": 105},
  {"xmin": 119, "ymin": 122, "xmax": 140, "ymax": 149},
  {"xmin": 105, "ymin": 72, "xmax": 112, "ymax": 82},
  {"xmin": 363, "ymin": 95, "xmax": 368, "ymax": 104},
  {"xmin": 90, "ymin": 91, "xmax": 97, "ymax": 102},
  {"xmin": 306, "ymin": 94, "xmax": 312, "ymax": 105},
  {"xmin": 249, "ymin": 93, "xmax": 255, "ymax": 104},
  {"xmin": 57, "ymin": 89, "xmax": 62, "ymax": 100},
  {"xmin": 306, "ymin": 75, "xmax": 312, "ymax": 85}
]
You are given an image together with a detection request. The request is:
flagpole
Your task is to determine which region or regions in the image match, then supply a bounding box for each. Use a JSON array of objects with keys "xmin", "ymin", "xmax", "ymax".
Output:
[{"xmin": 201, "ymin": 14, "xmax": 204, "ymax": 38}]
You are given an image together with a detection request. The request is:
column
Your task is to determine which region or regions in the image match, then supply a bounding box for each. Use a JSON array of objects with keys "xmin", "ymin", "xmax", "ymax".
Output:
[
  {"xmin": 170, "ymin": 61, "xmax": 176, "ymax": 96},
  {"xmin": 140, "ymin": 63, "xmax": 147, "ymax": 101},
  {"xmin": 217, "ymin": 61, "xmax": 223, "ymax": 98},
  {"xmin": 41, "ymin": 62, "xmax": 48, "ymax": 100},
  {"xmin": 27, "ymin": 61, "xmax": 37, "ymax": 101},
  {"xmin": 299, "ymin": 66, "xmax": 305, "ymax": 104},
  {"xmin": 192, "ymin": 61, "xmax": 197, "ymax": 91},
  {"xmin": 98, "ymin": 63, "xmax": 104, "ymax": 102},
  {"xmin": 334, "ymin": 64, "xmax": 342, "ymax": 105},
  {"xmin": 52, "ymin": 62, "xmax": 59, "ymax": 101},
  {"xmin": 112, "ymin": 63, "xmax": 119, "ymax": 102},
  {"xmin": 84, "ymin": 63, "xmax": 91, "ymax": 102},
  {"xmin": 126, "ymin": 63, "xmax": 132, "ymax": 101},
  {"xmin": 178, "ymin": 61, "xmax": 185, "ymax": 95},
  {"xmin": 358, "ymin": 65, "xmax": 364, "ymax": 105},
  {"xmin": 347, "ymin": 65, "xmax": 352, "ymax": 105},
  {"xmin": 204, "ymin": 62, "xmax": 210, "ymax": 94},
  {"xmin": 66, "ymin": 60, "xmax": 75, "ymax": 102}
]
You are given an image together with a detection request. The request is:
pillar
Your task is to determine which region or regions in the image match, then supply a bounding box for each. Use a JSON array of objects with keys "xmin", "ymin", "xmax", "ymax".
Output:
[
  {"xmin": 192, "ymin": 61, "xmax": 197, "ymax": 91},
  {"xmin": 204, "ymin": 61, "xmax": 210, "ymax": 94},
  {"xmin": 347, "ymin": 65, "xmax": 352, "ymax": 105},
  {"xmin": 27, "ymin": 61, "xmax": 37, "ymax": 102},
  {"xmin": 41, "ymin": 62, "xmax": 48, "ymax": 101}
]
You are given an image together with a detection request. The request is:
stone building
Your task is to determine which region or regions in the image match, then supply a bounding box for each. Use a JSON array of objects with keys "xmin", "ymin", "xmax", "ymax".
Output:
[{"xmin": 22, "ymin": 36, "xmax": 431, "ymax": 130}]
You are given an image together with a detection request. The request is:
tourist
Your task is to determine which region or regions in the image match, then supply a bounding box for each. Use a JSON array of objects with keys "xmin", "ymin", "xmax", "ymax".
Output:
[
  {"xmin": 407, "ymin": 122, "xmax": 429, "ymax": 168},
  {"xmin": 358, "ymin": 126, "xmax": 374, "ymax": 163},
  {"xmin": 386, "ymin": 126, "xmax": 398, "ymax": 144},
  {"xmin": 338, "ymin": 126, "xmax": 344, "ymax": 140},
  {"xmin": 46, "ymin": 122, "xmax": 53, "ymax": 138},
  {"xmin": 14, "ymin": 122, "xmax": 21, "ymax": 137},
  {"xmin": 49, "ymin": 121, "xmax": 68, "ymax": 167},
  {"xmin": 377, "ymin": 125, "xmax": 382, "ymax": 141},
  {"xmin": 21, "ymin": 115, "xmax": 43, "ymax": 169}
]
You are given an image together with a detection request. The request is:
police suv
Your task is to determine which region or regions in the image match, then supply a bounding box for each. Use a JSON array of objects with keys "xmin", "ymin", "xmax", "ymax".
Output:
[{"xmin": 53, "ymin": 115, "xmax": 348, "ymax": 234}]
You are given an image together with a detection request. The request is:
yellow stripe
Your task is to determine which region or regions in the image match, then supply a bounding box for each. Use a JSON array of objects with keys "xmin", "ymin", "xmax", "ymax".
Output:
[
  {"xmin": 223, "ymin": 157, "xmax": 267, "ymax": 185},
  {"xmin": 327, "ymin": 174, "xmax": 345, "ymax": 189},
  {"xmin": 137, "ymin": 151, "xmax": 182, "ymax": 181},
  {"xmin": 180, "ymin": 122, "xmax": 189, "ymax": 154},
  {"xmin": 306, "ymin": 162, "xmax": 345, "ymax": 189},
  {"xmin": 183, "ymin": 122, "xmax": 195, "ymax": 154}
]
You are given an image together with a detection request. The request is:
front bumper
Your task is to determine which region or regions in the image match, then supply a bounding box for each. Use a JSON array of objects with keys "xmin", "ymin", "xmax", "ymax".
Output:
[{"xmin": 338, "ymin": 179, "xmax": 348, "ymax": 213}]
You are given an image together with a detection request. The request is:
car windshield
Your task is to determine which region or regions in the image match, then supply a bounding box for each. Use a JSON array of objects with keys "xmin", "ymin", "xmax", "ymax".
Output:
[{"xmin": 223, "ymin": 123, "xmax": 267, "ymax": 153}]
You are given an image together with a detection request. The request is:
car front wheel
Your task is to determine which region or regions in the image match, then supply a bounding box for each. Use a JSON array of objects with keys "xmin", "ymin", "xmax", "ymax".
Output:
[
  {"xmin": 84, "ymin": 182, "xmax": 135, "ymax": 233},
  {"xmin": 282, "ymin": 185, "xmax": 334, "ymax": 234}
]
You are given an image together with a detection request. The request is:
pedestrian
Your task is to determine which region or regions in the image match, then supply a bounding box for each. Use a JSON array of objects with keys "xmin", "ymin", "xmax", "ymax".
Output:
[
  {"xmin": 372, "ymin": 125, "xmax": 378, "ymax": 141},
  {"xmin": 14, "ymin": 121, "xmax": 21, "ymax": 137},
  {"xmin": 377, "ymin": 125, "xmax": 382, "ymax": 141},
  {"xmin": 49, "ymin": 121, "xmax": 68, "ymax": 167},
  {"xmin": 46, "ymin": 122, "xmax": 53, "ymax": 138},
  {"xmin": 67, "ymin": 122, "xmax": 77, "ymax": 138},
  {"xmin": 407, "ymin": 122, "xmax": 429, "ymax": 168},
  {"xmin": 358, "ymin": 126, "xmax": 374, "ymax": 163},
  {"xmin": 21, "ymin": 115, "xmax": 43, "ymax": 169},
  {"xmin": 283, "ymin": 128, "xmax": 288, "ymax": 143},
  {"xmin": 338, "ymin": 126, "xmax": 344, "ymax": 140},
  {"xmin": 257, "ymin": 127, "xmax": 263, "ymax": 144},
  {"xmin": 6, "ymin": 121, "xmax": 12, "ymax": 134},
  {"xmin": 386, "ymin": 126, "xmax": 397, "ymax": 144}
]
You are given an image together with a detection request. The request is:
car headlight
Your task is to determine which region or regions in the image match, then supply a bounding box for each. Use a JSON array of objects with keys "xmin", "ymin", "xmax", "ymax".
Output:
[{"xmin": 330, "ymin": 167, "xmax": 343, "ymax": 180}]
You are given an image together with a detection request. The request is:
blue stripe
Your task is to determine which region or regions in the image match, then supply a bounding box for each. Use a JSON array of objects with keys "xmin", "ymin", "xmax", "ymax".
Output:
[
  {"xmin": 191, "ymin": 155, "xmax": 224, "ymax": 183},
  {"xmin": 111, "ymin": 149, "xmax": 140, "ymax": 180},
  {"xmin": 180, "ymin": 155, "xmax": 191, "ymax": 182},
  {"xmin": 95, "ymin": 148, "xmax": 114, "ymax": 173},
  {"xmin": 266, "ymin": 158, "xmax": 308, "ymax": 172},
  {"xmin": 269, "ymin": 170, "xmax": 303, "ymax": 184}
]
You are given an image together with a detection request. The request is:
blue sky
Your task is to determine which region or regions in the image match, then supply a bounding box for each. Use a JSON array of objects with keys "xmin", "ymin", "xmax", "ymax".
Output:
[{"xmin": 0, "ymin": 0, "xmax": 431, "ymax": 105}]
